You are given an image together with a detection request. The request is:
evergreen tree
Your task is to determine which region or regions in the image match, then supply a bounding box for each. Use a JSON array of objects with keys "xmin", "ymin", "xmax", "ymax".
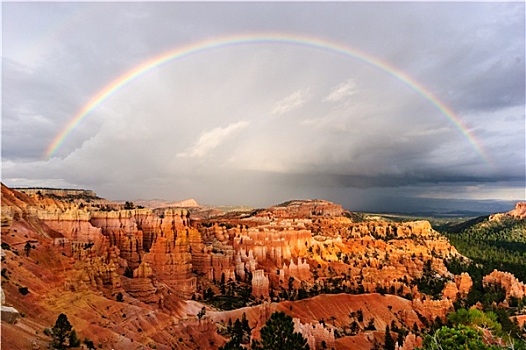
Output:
[
  {"xmin": 221, "ymin": 315, "xmax": 251, "ymax": 350},
  {"xmin": 219, "ymin": 338, "xmax": 244, "ymax": 350},
  {"xmin": 396, "ymin": 329, "xmax": 406, "ymax": 347},
  {"xmin": 69, "ymin": 329, "xmax": 80, "ymax": 347},
  {"xmin": 350, "ymin": 320, "xmax": 360, "ymax": 335},
  {"xmin": 83, "ymin": 338, "xmax": 96, "ymax": 350},
  {"xmin": 197, "ymin": 306, "xmax": 206, "ymax": 320},
  {"xmin": 24, "ymin": 241, "xmax": 32, "ymax": 257},
  {"xmin": 241, "ymin": 312, "xmax": 250, "ymax": 335},
  {"xmin": 384, "ymin": 325, "xmax": 395, "ymax": 350},
  {"xmin": 51, "ymin": 313, "xmax": 73, "ymax": 349},
  {"xmin": 418, "ymin": 324, "xmax": 502, "ymax": 350},
  {"xmin": 365, "ymin": 318, "xmax": 376, "ymax": 330},
  {"xmin": 357, "ymin": 309, "xmax": 364, "ymax": 322},
  {"xmin": 231, "ymin": 319, "xmax": 245, "ymax": 343},
  {"xmin": 252, "ymin": 311, "xmax": 309, "ymax": 350}
]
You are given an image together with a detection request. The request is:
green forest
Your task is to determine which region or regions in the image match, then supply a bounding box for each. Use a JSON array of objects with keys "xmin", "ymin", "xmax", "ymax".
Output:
[
  {"xmin": 440, "ymin": 216, "xmax": 526, "ymax": 283},
  {"xmin": 424, "ymin": 214, "xmax": 526, "ymax": 349}
]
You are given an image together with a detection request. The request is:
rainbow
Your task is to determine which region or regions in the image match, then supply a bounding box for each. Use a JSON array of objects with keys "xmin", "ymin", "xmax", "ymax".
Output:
[{"xmin": 45, "ymin": 33, "xmax": 488, "ymax": 161}]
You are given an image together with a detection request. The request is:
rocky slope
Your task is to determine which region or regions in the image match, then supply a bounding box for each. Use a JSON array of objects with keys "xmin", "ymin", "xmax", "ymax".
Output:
[
  {"xmin": 490, "ymin": 202, "xmax": 526, "ymax": 221},
  {"xmin": 1, "ymin": 184, "xmax": 524, "ymax": 349}
]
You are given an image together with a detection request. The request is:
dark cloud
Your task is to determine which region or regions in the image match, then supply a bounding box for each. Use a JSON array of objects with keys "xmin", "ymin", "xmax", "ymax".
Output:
[{"xmin": 2, "ymin": 2, "xmax": 524, "ymax": 211}]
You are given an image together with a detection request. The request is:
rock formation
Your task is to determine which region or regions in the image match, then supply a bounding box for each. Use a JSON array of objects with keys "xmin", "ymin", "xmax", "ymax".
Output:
[
  {"xmin": 141, "ymin": 211, "xmax": 197, "ymax": 299},
  {"xmin": 1, "ymin": 305, "xmax": 20, "ymax": 324},
  {"xmin": 293, "ymin": 317, "xmax": 335, "ymax": 350},
  {"xmin": 252, "ymin": 269, "xmax": 270, "ymax": 299},
  {"xmin": 442, "ymin": 272, "xmax": 473, "ymax": 301},
  {"xmin": 411, "ymin": 298, "xmax": 453, "ymax": 320},
  {"xmin": 254, "ymin": 199, "xmax": 347, "ymax": 218},
  {"xmin": 483, "ymin": 269, "xmax": 526, "ymax": 300},
  {"xmin": 508, "ymin": 202, "xmax": 526, "ymax": 219},
  {"xmin": 441, "ymin": 281, "xmax": 459, "ymax": 301},
  {"xmin": 3, "ymin": 183, "xmax": 522, "ymax": 350},
  {"xmin": 121, "ymin": 261, "xmax": 158, "ymax": 304},
  {"xmin": 455, "ymin": 272, "xmax": 473, "ymax": 298},
  {"xmin": 489, "ymin": 202, "xmax": 526, "ymax": 221},
  {"xmin": 0, "ymin": 286, "xmax": 20, "ymax": 324},
  {"xmin": 14, "ymin": 187, "xmax": 98, "ymax": 198}
]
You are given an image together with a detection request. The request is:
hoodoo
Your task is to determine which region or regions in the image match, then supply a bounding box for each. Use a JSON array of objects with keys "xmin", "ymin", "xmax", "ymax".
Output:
[{"xmin": 1, "ymin": 185, "xmax": 525, "ymax": 349}]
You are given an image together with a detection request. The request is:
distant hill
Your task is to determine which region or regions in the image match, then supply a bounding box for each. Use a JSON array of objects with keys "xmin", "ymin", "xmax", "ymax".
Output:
[
  {"xmin": 346, "ymin": 197, "xmax": 519, "ymax": 217},
  {"xmin": 443, "ymin": 202, "xmax": 526, "ymax": 282},
  {"xmin": 131, "ymin": 198, "xmax": 200, "ymax": 208},
  {"xmin": 12, "ymin": 187, "xmax": 99, "ymax": 200}
]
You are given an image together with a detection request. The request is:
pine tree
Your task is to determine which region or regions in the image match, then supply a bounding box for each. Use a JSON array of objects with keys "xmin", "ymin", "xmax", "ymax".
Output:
[
  {"xmin": 24, "ymin": 241, "xmax": 32, "ymax": 257},
  {"xmin": 69, "ymin": 329, "xmax": 80, "ymax": 347},
  {"xmin": 51, "ymin": 313, "xmax": 73, "ymax": 349},
  {"xmin": 220, "ymin": 316, "xmax": 251, "ymax": 350},
  {"xmin": 197, "ymin": 306, "xmax": 206, "ymax": 320},
  {"xmin": 252, "ymin": 311, "xmax": 309, "ymax": 350},
  {"xmin": 219, "ymin": 338, "xmax": 244, "ymax": 350},
  {"xmin": 350, "ymin": 320, "xmax": 360, "ymax": 335},
  {"xmin": 384, "ymin": 325, "xmax": 395, "ymax": 350},
  {"xmin": 241, "ymin": 312, "xmax": 250, "ymax": 335},
  {"xmin": 397, "ymin": 329, "xmax": 405, "ymax": 347}
]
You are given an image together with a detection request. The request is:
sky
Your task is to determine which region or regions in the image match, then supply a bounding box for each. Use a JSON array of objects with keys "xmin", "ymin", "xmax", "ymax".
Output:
[{"xmin": 2, "ymin": 1, "xmax": 525, "ymax": 213}]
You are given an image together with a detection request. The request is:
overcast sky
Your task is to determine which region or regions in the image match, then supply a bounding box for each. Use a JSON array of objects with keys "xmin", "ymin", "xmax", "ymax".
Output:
[{"xmin": 2, "ymin": 2, "xmax": 525, "ymax": 212}]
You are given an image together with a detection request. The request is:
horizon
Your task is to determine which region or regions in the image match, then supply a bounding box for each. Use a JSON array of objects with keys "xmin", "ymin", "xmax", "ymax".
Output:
[
  {"xmin": 3, "ymin": 2, "xmax": 525, "ymax": 213},
  {"xmin": 7, "ymin": 183, "xmax": 521, "ymax": 216}
]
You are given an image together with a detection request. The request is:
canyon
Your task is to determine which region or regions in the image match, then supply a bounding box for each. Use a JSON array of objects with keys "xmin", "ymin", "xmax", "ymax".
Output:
[{"xmin": 1, "ymin": 184, "xmax": 525, "ymax": 349}]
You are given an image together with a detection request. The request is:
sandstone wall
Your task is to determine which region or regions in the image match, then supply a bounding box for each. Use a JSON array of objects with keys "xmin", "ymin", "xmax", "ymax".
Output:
[{"xmin": 483, "ymin": 270, "xmax": 526, "ymax": 300}]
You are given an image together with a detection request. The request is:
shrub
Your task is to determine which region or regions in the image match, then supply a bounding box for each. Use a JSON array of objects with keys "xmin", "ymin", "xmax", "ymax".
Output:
[
  {"xmin": 124, "ymin": 267, "xmax": 133, "ymax": 278},
  {"xmin": 69, "ymin": 329, "xmax": 81, "ymax": 347},
  {"xmin": 365, "ymin": 318, "xmax": 376, "ymax": 330},
  {"xmin": 83, "ymin": 337, "xmax": 96, "ymax": 349},
  {"xmin": 251, "ymin": 311, "xmax": 309, "ymax": 350}
]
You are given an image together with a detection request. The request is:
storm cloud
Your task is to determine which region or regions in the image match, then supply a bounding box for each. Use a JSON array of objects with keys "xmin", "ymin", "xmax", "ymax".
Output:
[{"xmin": 2, "ymin": 2, "xmax": 524, "ymax": 212}]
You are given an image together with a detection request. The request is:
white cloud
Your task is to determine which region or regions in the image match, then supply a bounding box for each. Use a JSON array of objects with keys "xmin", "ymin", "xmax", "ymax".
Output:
[
  {"xmin": 324, "ymin": 79, "xmax": 356, "ymax": 102},
  {"xmin": 271, "ymin": 90, "xmax": 308, "ymax": 115},
  {"xmin": 176, "ymin": 120, "xmax": 249, "ymax": 158}
]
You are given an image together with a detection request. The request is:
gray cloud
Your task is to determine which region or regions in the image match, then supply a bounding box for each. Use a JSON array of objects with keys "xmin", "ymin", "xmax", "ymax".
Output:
[{"xmin": 2, "ymin": 2, "xmax": 524, "ymax": 211}]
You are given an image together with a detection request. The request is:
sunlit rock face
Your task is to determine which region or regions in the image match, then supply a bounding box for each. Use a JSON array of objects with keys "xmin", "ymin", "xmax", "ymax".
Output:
[
  {"xmin": 142, "ymin": 224, "xmax": 197, "ymax": 299},
  {"xmin": 5, "ymin": 184, "xmax": 522, "ymax": 350},
  {"xmin": 490, "ymin": 202, "xmax": 526, "ymax": 221},
  {"xmin": 1, "ymin": 187, "xmax": 462, "ymax": 305},
  {"xmin": 254, "ymin": 199, "xmax": 347, "ymax": 218},
  {"xmin": 293, "ymin": 317, "xmax": 335, "ymax": 350},
  {"xmin": 455, "ymin": 272, "xmax": 473, "ymax": 298},
  {"xmin": 9, "ymin": 187, "xmax": 199, "ymax": 299},
  {"xmin": 251, "ymin": 269, "xmax": 270, "ymax": 299},
  {"xmin": 193, "ymin": 199, "xmax": 463, "ymax": 307},
  {"xmin": 483, "ymin": 269, "xmax": 526, "ymax": 300}
]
